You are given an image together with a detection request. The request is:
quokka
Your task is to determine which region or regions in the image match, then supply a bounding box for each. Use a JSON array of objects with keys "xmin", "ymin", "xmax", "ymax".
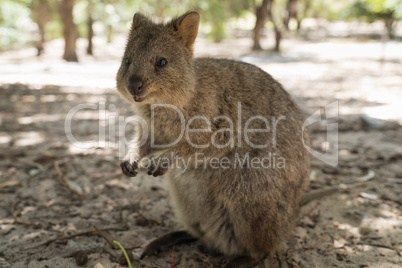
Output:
[{"xmin": 116, "ymin": 11, "xmax": 311, "ymax": 267}]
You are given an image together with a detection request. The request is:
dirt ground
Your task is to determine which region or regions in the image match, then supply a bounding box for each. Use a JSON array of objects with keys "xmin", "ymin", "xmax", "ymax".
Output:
[{"xmin": 0, "ymin": 34, "xmax": 402, "ymax": 268}]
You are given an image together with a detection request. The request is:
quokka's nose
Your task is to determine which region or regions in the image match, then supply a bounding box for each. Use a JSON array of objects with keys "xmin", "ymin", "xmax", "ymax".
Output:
[{"xmin": 128, "ymin": 76, "xmax": 144, "ymax": 95}]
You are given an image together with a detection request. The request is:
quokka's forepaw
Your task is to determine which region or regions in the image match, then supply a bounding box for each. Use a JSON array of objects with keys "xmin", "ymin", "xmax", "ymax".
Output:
[
  {"xmin": 147, "ymin": 162, "xmax": 168, "ymax": 177},
  {"xmin": 120, "ymin": 160, "xmax": 138, "ymax": 177}
]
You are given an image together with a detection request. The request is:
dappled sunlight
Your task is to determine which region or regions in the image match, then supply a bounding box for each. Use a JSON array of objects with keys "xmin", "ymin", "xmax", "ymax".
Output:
[
  {"xmin": 0, "ymin": 134, "xmax": 12, "ymax": 145},
  {"xmin": 332, "ymin": 192, "xmax": 402, "ymax": 239},
  {"xmin": 336, "ymin": 205, "xmax": 402, "ymax": 235},
  {"xmin": 362, "ymin": 104, "xmax": 402, "ymax": 123},
  {"xmin": 0, "ymin": 37, "xmax": 122, "ymax": 89},
  {"xmin": 22, "ymin": 230, "xmax": 46, "ymax": 241},
  {"xmin": 364, "ymin": 215, "xmax": 402, "ymax": 232},
  {"xmin": 14, "ymin": 131, "xmax": 45, "ymax": 147},
  {"xmin": 18, "ymin": 114, "xmax": 64, "ymax": 125},
  {"xmin": 66, "ymin": 143, "xmax": 97, "ymax": 154},
  {"xmin": 67, "ymin": 108, "xmax": 99, "ymax": 120}
]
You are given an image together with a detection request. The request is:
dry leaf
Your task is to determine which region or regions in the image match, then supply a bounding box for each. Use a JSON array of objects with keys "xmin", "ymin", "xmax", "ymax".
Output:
[
  {"xmin": 94, "ymin": 260, "xmax": 105, "ymax": 268},
  {"xmin": 357, "ymin": 170, "xmax": 375, "ymax": 182},
  {"xmin": 309, "ymin": 170, "xmax": 317, "ymax": 182},
  {"xmin": 334, "ymin": 238, "xmax": 347, "ymax": 248},
  {"xmin": 339, "ymin": 183, "xmax": 350, "ymax": 191},
  {"xmin": 359, "ymin": 192, "xmax": 379, "ymax": 200},
  {"xmin": 67, "ymin": 181, "xmax": 84, "ymax": 194},
  {"xmin": 0, "ymin": 180, "xmax": 21, "ymax": 189}
]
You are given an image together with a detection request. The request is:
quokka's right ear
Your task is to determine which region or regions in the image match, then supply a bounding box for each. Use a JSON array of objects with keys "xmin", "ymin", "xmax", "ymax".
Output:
[
  {"xmin": 132, "ymin": 13, "xmax": 150, "ymax": 29},
  {"xmin": 170, "ymin": 11, "xmax": 200, "ymax": 50}
]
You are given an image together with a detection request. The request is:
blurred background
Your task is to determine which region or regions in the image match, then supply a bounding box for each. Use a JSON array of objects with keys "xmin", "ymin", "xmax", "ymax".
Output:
[{"xmin": 1, "ymin": 0, "xmax": 402, "ymax": 56}]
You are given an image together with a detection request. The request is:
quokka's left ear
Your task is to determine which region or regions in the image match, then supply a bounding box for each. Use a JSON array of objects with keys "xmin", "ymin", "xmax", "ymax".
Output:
[{"xmin": 132, "ymin": 13, "xmax": 150, "ymax": 30}]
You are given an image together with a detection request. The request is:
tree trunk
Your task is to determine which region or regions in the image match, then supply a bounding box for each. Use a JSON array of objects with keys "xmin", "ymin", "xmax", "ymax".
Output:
[
  {"xmin": 296, "ymin": 19, "xmax": 302, "ymax": 30},
  {"xmin": 33, "ymin": 0, "xmax": 50, "ymax": 56},
  {"xmin": 266, "ymin": 0, "xmax": 283, "ymax": 52},
  {"xmin": 384, "ymin": 16, "xmax": 395, "ymax": 39},
  {"xmin": 273, "ymin": 26, "xmax": 282, "ymax": 52},
  {"xmin": 253, "ymin": 0, "xmax": 271, "ymax": 50},
  {"xmin": 60, "ymin": 0, "xmax": 78, "ymax": 62},
  {"xmin": 297, "ymin": 0, "xmax": 311, "ymax": 32},
  {"xmin": 253, "ymin": 0, "xmax": 284, "ymax": 52},
  {"xmin": 87, "ymin": 0, "xmax": 94, "ymax": 55},
  {"xmin": 283, "ymin": 0, "xmax": 297, "ymax": 30}
]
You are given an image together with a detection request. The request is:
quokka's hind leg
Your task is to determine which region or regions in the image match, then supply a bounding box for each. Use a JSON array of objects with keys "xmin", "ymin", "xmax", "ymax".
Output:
[{"xmin": 140, "ymin": 230, "xmax": 197, "ymax": 259}]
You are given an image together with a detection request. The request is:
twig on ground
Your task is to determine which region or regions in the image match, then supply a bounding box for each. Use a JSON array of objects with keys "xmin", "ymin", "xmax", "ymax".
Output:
[
  {"xmin": 380, "ymin": 194, "xmax": 402, "ymax": 206},
  {"xmin": 92, "ymin": 170, "xmax": 123, "ymax": 185},
  {"xmin": 53, "ymin": 161, "xmax": 85, "ymax": 199},
  {"xmin": 90, "ymin": 170, "xmax": 121, "ymax": 179},
  {"xmin": 365, "ymin": 243, "xmax": 401, "ymax": 255},
  {"xmin": 94, "ymin": 225, "xmax": 118, "ymax": 249},
  {"xmin": 19, "ymin": 159, "xmax": 46, "ymax": 171},
  {"xmin": 11, "ymin": 201, "xmax": 41, "ymax": 228},
  {"xmin": 23, "ymin": 224, "xmax": 129, "ymax": 250}
]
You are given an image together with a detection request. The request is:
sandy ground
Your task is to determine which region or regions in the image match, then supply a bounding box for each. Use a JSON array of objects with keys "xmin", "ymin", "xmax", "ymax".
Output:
[{"xmin": 0, "ymin": 33, "xmax": 401, "ymax": 268}]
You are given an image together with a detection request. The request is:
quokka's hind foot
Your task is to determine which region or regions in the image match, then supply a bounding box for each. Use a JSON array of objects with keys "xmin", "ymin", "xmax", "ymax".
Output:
[
  {"xmin": 225, "ymin": 255, "xmax": 263, "ymax": 268},
  {"xmin": 140, "ymin": 230, "xmax": 197, "ymax": 259}
]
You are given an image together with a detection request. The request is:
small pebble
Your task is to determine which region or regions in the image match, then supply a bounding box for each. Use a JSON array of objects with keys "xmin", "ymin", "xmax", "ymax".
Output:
[
  {"xmin": 133, "ymin": 252, "xmax": 141, "ymax": 260},
  {"xmin": 75, "ymin": 251, "xmax": 88, "ymax": 266}
]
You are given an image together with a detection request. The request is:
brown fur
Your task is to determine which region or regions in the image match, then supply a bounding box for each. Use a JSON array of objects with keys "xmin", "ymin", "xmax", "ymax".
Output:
[{"xmin": 116, "ymin": 11, "xmax": 311, "ymax": 261}]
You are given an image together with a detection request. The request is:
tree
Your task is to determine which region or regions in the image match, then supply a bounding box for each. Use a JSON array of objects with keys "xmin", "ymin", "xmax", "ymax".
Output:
[
  {"xmin": 253, "ymin": 0, "xmax": 284, "ymax": 52},
  {"xmin": 31, "ymin": 0, "xmax": 51, "ymax": 56},
  {"xmin": 283, "ymin": 0, "xmax": 298, "ymax": 30},
  {"xmin": 60, "ymin": 0, "xmax": 78, "ymax": 61},
  {"xmin": 253, "ymin": 0, "xmax": 270, "ymax": 50},
  {"xmin": 295, "ymin": 0, "xmax": 312, "ymax": 30},
  {"xmin": 86, "ymin": 0, "xmax": 93, "ymax": 55},
  {"xmin": 345, "ymin": 0, "xmax": 402, "ymax": 39}
]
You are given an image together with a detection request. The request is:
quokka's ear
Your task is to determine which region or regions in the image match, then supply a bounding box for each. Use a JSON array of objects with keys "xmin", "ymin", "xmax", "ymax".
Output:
[
  {"xmin": 132, "ymin": 13, "xmax": 150, "ymax": 29},
  {"xmin": 171, "ymin": 11, "xmax": 200, "ymax": 50}
]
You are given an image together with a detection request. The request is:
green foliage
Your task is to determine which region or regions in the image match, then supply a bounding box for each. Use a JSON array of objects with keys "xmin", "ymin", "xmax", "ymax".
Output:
[
  {"xmin": 0, "ymin": 0, "xmax": 261, "ymax": 48},
  {"xmin": 298, "ymin": 0, "xmax": 350, "ymax": 21},
  {"xmin": 339, "ymin": 0, "xmax": 402, "ymax": 38},
  {"xmin": 4, "ymin": 0, "xmax": 398, "ymax": 50},
  {"xmin": 118, "ymin": 0, "xmax": 254, "ymax": 42},
  {"xmin": 0, "ymin": 0, "xmax": 35, "ymax": 50},
  {"xmin": 342, "ymin": 0, "xmax": 402, "ymax": 21},
  {"xmin": 195, "ymin": 0, "xmax": 254, "ymax": 42}
]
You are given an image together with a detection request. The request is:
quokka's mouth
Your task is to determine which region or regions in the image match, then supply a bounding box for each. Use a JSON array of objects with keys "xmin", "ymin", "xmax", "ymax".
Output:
[{"xmin": 133, "ymin": 95, "xmax": 145, "ymax": 102}]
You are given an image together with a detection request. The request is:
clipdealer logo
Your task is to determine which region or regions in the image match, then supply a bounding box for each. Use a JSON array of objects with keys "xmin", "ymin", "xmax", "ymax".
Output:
[{"xmin": 64, "ymin": 100, "xmax": 339, "ymax": 167}]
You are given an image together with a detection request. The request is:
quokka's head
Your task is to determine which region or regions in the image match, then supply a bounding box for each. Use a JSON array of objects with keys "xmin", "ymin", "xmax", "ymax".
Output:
[{"xmin": 116, "ymin": 11, "xmax": 200, "ymax": 107}]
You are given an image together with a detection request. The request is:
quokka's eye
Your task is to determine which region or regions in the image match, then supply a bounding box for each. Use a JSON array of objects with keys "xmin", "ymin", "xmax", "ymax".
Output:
[
  {"xmin": 156, "ymin": 57, "xmax": 168, "ymax": 67},
  {"xmin": 124, "ymin": 58, "xmax": 131, "ymax": 67}
]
